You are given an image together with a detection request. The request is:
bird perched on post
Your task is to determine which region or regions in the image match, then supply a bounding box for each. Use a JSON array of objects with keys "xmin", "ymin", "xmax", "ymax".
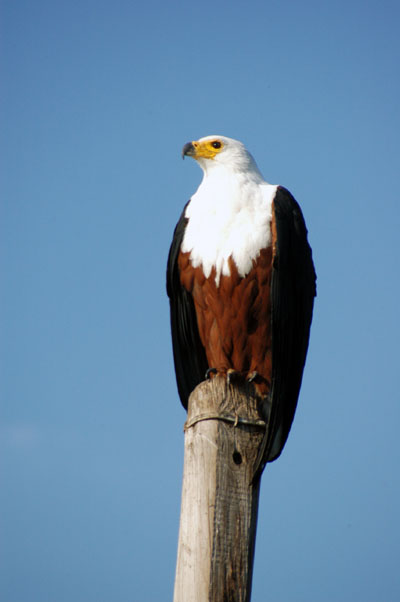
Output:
[{"xmin": 167, "ymin": 135, "xmax": 316, "ymax": 476}]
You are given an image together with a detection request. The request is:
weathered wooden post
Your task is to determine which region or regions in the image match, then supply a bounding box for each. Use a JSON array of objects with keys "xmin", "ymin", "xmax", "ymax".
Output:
[{"xmin": 173, "ymin": 375, "xmax": 268, "ymax": 602}]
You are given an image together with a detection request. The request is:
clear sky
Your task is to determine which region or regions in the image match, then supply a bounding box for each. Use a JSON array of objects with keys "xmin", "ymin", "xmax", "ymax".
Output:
[{"xmin": 1, "ymin": 0, "xmax": 399, "ymax": 600}]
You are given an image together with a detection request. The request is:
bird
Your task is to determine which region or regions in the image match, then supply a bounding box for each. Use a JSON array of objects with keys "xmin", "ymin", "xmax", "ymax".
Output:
[{"xmin": 167, "ymin": 135, "xmax": 316, "ymax": 476}]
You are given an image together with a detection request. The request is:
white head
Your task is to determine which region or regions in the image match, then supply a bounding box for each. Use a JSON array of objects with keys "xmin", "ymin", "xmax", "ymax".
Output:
[
  {"xmin": 181, "ymin": 135, "xmax": 275, "ymax": 284},
  {"xmin": 182, "ymin": 135, "xmax": 263, "ymax": 178}
]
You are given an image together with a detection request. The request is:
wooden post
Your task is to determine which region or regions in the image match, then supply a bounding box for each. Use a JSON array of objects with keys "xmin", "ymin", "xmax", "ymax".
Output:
[{"xmin": 173, "ymin": 375, "xmax": 267, "ymax": 602}]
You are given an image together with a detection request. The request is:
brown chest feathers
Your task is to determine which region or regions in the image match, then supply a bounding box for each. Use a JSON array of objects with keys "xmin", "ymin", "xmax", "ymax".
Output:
[{"xmin": 178, "ymin": 246, "xmax": 274, "ymax": 394}]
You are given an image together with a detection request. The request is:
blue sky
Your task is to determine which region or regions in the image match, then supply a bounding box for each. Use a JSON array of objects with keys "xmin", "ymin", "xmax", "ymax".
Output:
[{"xmin": 1, "ymin": 0, "xmax": 399, "ymax": 600}]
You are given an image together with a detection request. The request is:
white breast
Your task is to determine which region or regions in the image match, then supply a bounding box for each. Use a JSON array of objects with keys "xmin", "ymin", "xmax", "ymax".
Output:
[{"xmin": 182, "ymin": 169, "xmax": 277, "ymax": 286}]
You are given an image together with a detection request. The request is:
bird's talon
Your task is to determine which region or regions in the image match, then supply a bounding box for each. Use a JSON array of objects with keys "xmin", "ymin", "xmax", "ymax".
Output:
[
  {"xmin": 227, "ymin": 369, "xmax": 239, "ymax": 385},
  {"xmin": 247, "ymin": 371, "xmax": 259, "ymax": 383},
  {"xmin": 205, "ymin": 367, "xmax": 217, "ymax": 380}
]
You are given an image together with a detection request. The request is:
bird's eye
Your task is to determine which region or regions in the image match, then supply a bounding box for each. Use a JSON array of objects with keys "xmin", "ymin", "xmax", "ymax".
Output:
[{"xmin": 211, "ymin": 141, "xmax": 222, "ymax": 149}]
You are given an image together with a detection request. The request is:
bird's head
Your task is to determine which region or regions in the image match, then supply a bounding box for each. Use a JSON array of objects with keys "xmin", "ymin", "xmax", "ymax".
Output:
[{"xmin": 182, "ymin": 135, "xmax": 262, "ymax": 177}]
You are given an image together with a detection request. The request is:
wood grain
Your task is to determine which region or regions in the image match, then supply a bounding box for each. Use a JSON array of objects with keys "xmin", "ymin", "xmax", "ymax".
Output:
[{"xmin": 174, "ymin": 375, "xmax": 267, "ymax": 602}]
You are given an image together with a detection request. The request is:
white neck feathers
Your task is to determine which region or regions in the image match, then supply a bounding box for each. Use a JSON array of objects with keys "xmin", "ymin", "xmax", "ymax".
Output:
[{"xmin": 182, "ymin": 166, "xmax": 277, "ymax": 285}]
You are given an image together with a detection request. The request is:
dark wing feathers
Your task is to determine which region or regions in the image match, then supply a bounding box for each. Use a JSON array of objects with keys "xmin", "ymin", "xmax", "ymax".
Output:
[
  {"xmin": 166, "ymin": 204, "xmax": 209, "ymax": 409},
  {"xmin": 266, "ymin": 186, "xmax": 316, "ymax": 464}
]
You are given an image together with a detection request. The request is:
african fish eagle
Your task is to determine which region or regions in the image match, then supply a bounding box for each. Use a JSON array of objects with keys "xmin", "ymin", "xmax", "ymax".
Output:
[{"xmin": 167, "ymin": 135, "xmax": 316, "ymax": 474}]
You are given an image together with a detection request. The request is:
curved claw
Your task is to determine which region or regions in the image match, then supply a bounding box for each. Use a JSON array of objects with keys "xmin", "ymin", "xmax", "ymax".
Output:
[
  {"xmin": 247, "ymin": 371, "xmax": 259, "ymax": 383},
  {"xmin": 205, "ymin": 367, "xmax": 217, "ymax": 380}
]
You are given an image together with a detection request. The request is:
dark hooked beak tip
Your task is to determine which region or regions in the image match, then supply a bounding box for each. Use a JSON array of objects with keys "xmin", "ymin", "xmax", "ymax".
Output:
[{"xmin": 182, "ymin": 141, "xmax": 195, "ymax": 159}]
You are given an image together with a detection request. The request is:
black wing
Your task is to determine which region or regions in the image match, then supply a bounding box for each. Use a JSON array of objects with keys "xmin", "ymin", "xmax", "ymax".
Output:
[
  {"xmin": 254, "ymin": 187, "xmax": 316, "ymax": 478},
  {"xmin": 166, "ymin": 204, "xmax": 209, "ymax": 409}
]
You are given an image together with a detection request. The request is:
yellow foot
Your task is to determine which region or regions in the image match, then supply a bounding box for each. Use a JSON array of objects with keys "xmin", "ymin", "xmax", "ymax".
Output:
[{"xmin": 226, "ymin": 369, "xmax": 241, "ymax": 385}]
